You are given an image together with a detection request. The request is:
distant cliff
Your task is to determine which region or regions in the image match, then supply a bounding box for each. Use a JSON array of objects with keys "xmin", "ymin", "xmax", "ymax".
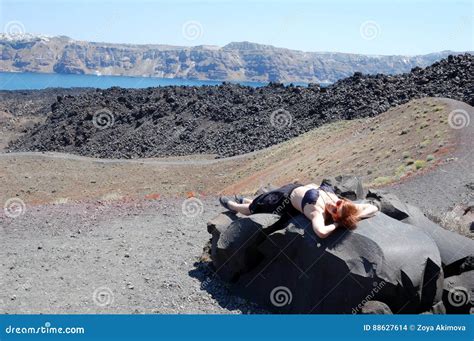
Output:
[{"xmin": 0, "ymin": 34, "xmax": 465, "ymax": 83}]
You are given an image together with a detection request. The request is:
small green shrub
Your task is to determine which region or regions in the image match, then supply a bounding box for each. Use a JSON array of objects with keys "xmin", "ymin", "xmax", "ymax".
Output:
[
  {"xmin": 395, "ymin": 165, "xmax": 406, "ymax": 177},
  {"xmin": 414, "ymin": 160, "xmax": 426, "ymax": 170},
  {"xmin": 420, "ymin": 139, "xmax": 431, "ymax": 148}
]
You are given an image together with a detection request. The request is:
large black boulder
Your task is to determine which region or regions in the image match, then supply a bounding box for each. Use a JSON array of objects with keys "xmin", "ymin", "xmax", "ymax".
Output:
[
  {"xmin": 207, "ymin": 213, "xmax": 280, "ymax": 282},
  {"xmin": 208, "ymin": 211, "xmax": 444, "ymax": 313},
  {"xmin": 402, "ymin": 204, "xmax": 474, "ymax": 271},
  {"xmin": 443, "ymin": 270, "xmax": 474, "ymax": 314},
  {"xmin": 205, "ymin": 181, "xmax": 474, "ymax": 314},
  {"xmin": 365, "ymin": 189, "xmax": 474, "ymax": 313},
  {"xmin": 366, "ymin": 189, "xmax": 410, "ymax": 220},
  {"xmin": 323, "ymin": 175, "xmax": 366, "ymax": 200},
  {"xmin": 365, "ymin": 189, "xmax": 474, "ymax": 268}
]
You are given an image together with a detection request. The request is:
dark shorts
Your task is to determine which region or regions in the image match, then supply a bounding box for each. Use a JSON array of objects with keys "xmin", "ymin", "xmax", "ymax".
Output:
[{"xmin": 249, "ymin": 183, "xmax": 302, "ymax": 216}]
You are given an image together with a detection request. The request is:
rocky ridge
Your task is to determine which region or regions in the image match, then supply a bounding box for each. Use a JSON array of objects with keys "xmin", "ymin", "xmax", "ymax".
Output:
[
  {"xmin": 7, "ymin": 54, "xmax": 473, "ymax": 159},
  {"xmin": 0, "ymin": 35, "xmax": 467, "ymax": 83}
]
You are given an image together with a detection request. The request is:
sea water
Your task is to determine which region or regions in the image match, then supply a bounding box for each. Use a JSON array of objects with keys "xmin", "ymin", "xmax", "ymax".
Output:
[{"xmin": 0, "ymin": 71, "xmax": 270, "ymax": 90}]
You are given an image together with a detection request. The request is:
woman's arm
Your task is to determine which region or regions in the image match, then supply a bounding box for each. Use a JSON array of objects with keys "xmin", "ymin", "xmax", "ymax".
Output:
[
  {"xmin": 311, "ymin": 212, "xmax": 337, "ymax": 238},
  {"xmin": 356, "ymin": 203, "xmax": 379, "ymax": 219}
]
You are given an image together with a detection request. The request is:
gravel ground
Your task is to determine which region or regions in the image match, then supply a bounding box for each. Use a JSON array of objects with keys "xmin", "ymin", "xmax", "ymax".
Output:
[{"xmin": 0, "ymin": 197, "xmax": 267, "ymax": 314}]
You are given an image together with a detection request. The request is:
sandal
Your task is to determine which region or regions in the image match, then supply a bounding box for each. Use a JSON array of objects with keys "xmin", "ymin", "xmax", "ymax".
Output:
[{"xmin": 219, "ymin": 196, "xmax": 236, "ymax": 212}]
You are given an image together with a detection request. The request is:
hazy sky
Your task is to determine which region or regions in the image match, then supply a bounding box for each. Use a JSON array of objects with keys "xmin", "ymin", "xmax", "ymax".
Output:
[{"xmin": 1, "ymin": 0, "xmax": 472, "ymax": 55}]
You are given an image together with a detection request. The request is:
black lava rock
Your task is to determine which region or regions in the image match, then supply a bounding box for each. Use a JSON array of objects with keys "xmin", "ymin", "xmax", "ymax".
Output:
[
  {"xmin": 205, "ymin": 183, "xmax": 474, "ymax": 314},
  {"xmin": 7, "ymin": 54, "xmax": 474, "ymax": 159},
  {"xmin": 208, "ymin": 211, "xmax": 444, "ymax": 314}
]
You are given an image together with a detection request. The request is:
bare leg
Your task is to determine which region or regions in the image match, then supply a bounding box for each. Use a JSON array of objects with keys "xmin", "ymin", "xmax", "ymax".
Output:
[
  {"xmin": 242, "ymin": 197, "xmax": 252, "ymax": 204},
  {"xmin": 227, "ymin": 201, "xmax": 251, "ymax": 215}
]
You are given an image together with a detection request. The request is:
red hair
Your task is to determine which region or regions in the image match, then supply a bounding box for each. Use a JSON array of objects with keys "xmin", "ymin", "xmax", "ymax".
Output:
[{"xmin": 335, "ymin": 199, "xmax": 360, "ymax": 230}]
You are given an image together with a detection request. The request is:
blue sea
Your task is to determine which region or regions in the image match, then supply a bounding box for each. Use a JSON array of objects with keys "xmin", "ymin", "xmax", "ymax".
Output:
[{"xmin": 0, "ymin": 71, "xmax": 271, "ymax": 90}]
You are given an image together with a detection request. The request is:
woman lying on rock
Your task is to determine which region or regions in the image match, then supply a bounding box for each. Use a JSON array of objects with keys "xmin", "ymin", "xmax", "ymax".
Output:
[{"xmin": 219, "ymin": 181, "xmax": 378, "ymax": 238}]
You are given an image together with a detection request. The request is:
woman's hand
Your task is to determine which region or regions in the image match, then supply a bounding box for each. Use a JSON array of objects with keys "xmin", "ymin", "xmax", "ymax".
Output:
[{"xmin": 356, "ymin": 203, "xmax": 379, "ymax": 219}]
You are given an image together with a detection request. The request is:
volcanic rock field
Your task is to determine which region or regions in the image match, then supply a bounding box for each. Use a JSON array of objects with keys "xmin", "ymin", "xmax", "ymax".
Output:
[{"xmin": 7, "ymin": 54, "xmax": 473, "ymax": 159}]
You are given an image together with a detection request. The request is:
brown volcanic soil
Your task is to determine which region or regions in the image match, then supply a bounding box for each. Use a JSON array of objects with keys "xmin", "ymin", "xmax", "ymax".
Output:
[{"xmin": 1, "ymin": 97, "xmax": 472, "ymax": 314}]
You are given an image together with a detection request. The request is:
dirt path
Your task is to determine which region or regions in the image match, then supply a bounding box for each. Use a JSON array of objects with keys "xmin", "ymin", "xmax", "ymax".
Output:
[{"xmin": 0, "ymin": 149, "xmax": 261, "ymax": 166}]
